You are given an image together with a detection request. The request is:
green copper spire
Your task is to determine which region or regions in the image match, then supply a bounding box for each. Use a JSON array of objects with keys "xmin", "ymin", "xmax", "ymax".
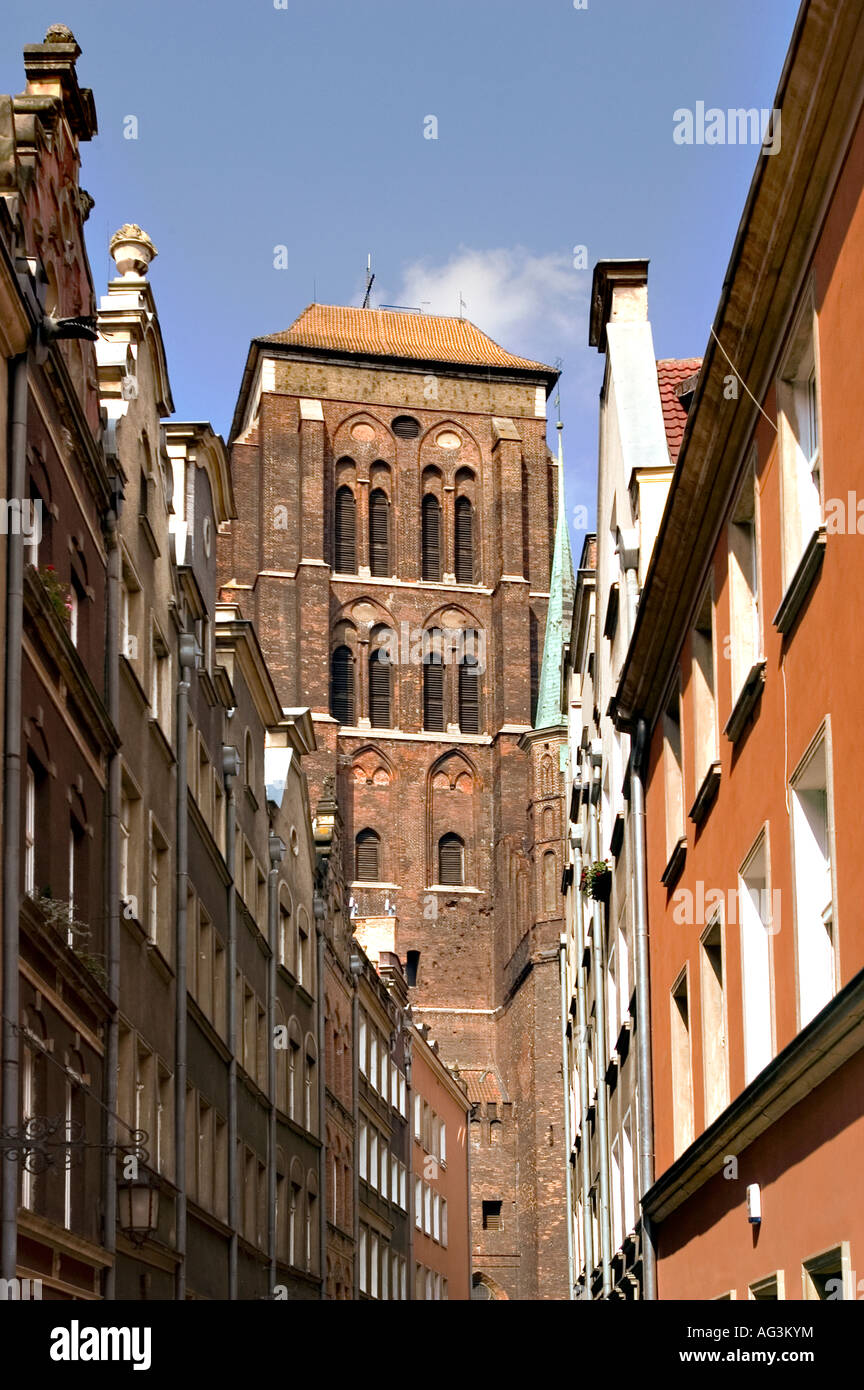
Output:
[{"xmin": 534, "ymin": 411, "xmax": 575, "ymax": 729}]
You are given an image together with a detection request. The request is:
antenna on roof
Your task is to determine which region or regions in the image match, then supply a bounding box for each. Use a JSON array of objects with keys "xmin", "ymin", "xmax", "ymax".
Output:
[
  {"xmin": 362, "ymin": 254, "xmax": 375, "ymax": 309},
  {"xmin": 554, "ymin": 357, "xmax": 563, "ymax": 429},
  {"xmin": 458, "ymin": 291, "xmax": 467, "ymax": 320}
]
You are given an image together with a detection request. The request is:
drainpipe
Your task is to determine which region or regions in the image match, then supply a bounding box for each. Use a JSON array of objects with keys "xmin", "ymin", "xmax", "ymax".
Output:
[
  {"xmin": 589, "ymin": 762, "xmax": 613, "ymax": 1299},
  {"xmin": 223, "ymin": 744, "xmax": 239, "ymax": 1299},
  {"xmin": 102, "ymin": 451, "xmax": 122, "ymax": 1299},
  {"xmin": 174, "ymin": 632, "xmax": 196, "ymax": 1300},
  {"xmin": 559, "ymin": 932, "xmax": 575, "ymax": 1300},
  {"xmin": 1, "ymin": 352, "xmax": 28, "ymax": 1282},
  {"xmin": 314, "ymin": 896, "xmax": 327, "ymax": 1299},
  {"xmin": 630, "ymin": 717, "xmax": 656, "ymax": 1301},
  {"xmin": 267, "ymin": 830, "xmax": 285, "ymax": 1295},
  {"xmin": 572, "ymin": 823, "xmax": 594, "ymax": 1295},
  {"xmin": 350, "ymin": 950, "xmax": 362, "ymax": 1299}
]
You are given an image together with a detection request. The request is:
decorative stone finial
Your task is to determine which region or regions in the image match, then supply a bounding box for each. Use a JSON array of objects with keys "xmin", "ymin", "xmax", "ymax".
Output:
[
  {"xmin": 109, "ymin": 225, "xmax": 158, "ymax": 277},
  {"xmin": 45, "ymin": 24, "xmax": 77, "ymax": 44}
]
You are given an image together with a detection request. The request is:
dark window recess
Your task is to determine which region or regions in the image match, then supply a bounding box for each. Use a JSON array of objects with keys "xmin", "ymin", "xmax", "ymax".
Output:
[
  {"xmin": 438, "ymin": 833, "xmax": 464, "ymax": 886},
  {"xmin": 423, "ymin": 651, "xmax": 445, "ymax": 732},
  {"xmin": 369, "ymin": 488, "xmax": 389, "ymax": 576},
  {"xmin": 355, "ymin": 830, "xmax": 380, "ymax": 882},
  {"xmin": 454, "ymin": 497, "xmax": 474, "ymax": 584},
  {"xmin": 368, "ymin": 648, "xmax": 391, "ymax": 728},
  {"xmin": 334, "ymin": 486, "xmax": 356, "ymax": 572},
  {"xmin": 422, "ymin": 495, "xmax": 442, "ymax": 581},
  {"xmin": 405, "ymin": 950, "xmax": 420, "ymax": 988},
  {"xmin": 330, "ymin": 646, "xmax": 354, "ymax": 725},
  {"xmin": 458, "ymin": 655, "xmax": 480, "ymax": 734},
  {"xmin": 482, "ymin": 1200, "xmax": 502, "ymax": 1231},
  {"xmin": 391, "ymin": 415, "xmax": 420, "ymax": 440}
]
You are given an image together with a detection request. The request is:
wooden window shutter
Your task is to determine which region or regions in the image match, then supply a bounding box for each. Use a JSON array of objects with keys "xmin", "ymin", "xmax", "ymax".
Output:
[
  {"xmin": 454, "ymin": 497, "xmax": 474, "ymax": 584},
  {"xmin": 355, "ymin": 830, "xmax": 380, "ymax": 882},
  {"xmin": 335, "ymin": 487, "xmax": 356, "ymax": 573},
  {"xmin": 459, "ymin": 653, "xmax": 480, "ymax": 734},
  {"xmin": 422, "ymin": 495, "xmax": 442, "ymax": 581},
  {"xmin": 368, "ymin": 648, "xmax": 391, "ymax": 728},
  {"xmin": 438, "ymin": 834, "xmax": 464, "ymax": 886},
  {"xmin": 330, "ymin": 646, "xmax": 354, "ymax": 725},
  {"xmin": 423, "ymin": 642, "xmax": 445, "ymax": 731},
  {"xmin": 369, "ymin": 489, "xmax": 389, "ymax": 577}
]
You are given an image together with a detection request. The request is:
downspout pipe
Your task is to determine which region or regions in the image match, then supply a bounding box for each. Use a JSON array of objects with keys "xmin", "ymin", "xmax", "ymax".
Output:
[
  {"xmin": 572, "ymin": 827, "xmax": 594, "ymax": 1295},
  {"xmin": 631, "ymin": 716, "xmax": 657, "ymax": 1300},
  {"xmin": 559, "ymin": 933, "xmax": 575, "ymax": 1300},
  {"xmin": 174, "ymin": 632, "xmax": 196, "ymax": 1300},
  {"xmin": 102, "ymin": 454, "xmax": 123, "ymax": 1299},
  {"xmin": 405, "ymin": 1033, "xmax": 414, "ymax": 1302},
  {"xmin": 314, "ymin": 895, "xmax": 327, "ymax": 1299},
  {"xmin": 589, "ymin": 776, "xmax": 613, "ymax": 1299},
  {"xmin": 267, "ymin": 831, "xmax": 285, "ymax": 1295},
  {"xmin": 223, "ymin": 744, "xmax": 239, "ymax": 1299},
  {"xmin": 1, "ymin": 352, "xmax": 28, "ymax": 1282}
]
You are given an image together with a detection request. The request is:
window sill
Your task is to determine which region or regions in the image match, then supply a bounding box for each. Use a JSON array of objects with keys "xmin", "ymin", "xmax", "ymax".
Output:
[
  {"xmin": 661, "ymin": 836, "xmax": 687, "ymax": 889},
  {"xmin": 724, "ymin": 659, "xmax": 767, "ymax": 744},
  {"xmin": 689, "ymin": 761, "xmax": 721, "ymax": 826},
  {"xmin": 426, "ymin": 884, "xmax": 482, "ymax": 894},
  {"xmin": 773, "ymin": 525, "xmax": 826, "ymax": 635}
]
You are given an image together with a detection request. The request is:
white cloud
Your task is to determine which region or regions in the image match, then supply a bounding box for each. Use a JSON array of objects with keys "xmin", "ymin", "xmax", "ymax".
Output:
[{"xmin": 392, "ymin": 246, "xmax": 588, "ymax": 366}]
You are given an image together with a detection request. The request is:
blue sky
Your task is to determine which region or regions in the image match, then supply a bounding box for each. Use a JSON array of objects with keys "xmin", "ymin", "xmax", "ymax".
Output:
[{"xmin": 3, "ymin": 0, "xmax": 801, "ymax": 528}]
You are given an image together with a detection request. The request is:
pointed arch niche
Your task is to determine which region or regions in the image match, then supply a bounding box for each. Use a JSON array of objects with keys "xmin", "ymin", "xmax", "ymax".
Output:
[{"xmin": 427, "ymin": 751, "xmax": 478, "ymax": 888}]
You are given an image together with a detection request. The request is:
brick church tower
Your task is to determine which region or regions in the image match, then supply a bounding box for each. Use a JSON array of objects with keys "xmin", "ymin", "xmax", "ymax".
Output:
[{"xmin": 221, "ymin": 304, "xmax": 569, "ymax": 1299}]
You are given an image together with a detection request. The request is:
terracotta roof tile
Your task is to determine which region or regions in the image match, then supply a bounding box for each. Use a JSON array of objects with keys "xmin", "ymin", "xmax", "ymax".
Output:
[
  {"xmin": 657, "ymin": 358, "xmax": 702, "ymax": 461},
  {"xmin": 259, "ymin": 303, "xmax": 554, "ymax": 374},
  {"xmin": 460, "ymin": 1068, "xmax": 507, "ymax": 1104}
]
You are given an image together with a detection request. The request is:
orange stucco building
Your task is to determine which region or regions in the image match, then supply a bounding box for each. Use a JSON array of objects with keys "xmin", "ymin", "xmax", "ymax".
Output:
[
  {"xmin": 614, "ymin": 0, "xmax": 864, "ymax": 1300},
  {"xmin": 410, "ymin": 1024, "xmax": 471, "ymax": 1299}
]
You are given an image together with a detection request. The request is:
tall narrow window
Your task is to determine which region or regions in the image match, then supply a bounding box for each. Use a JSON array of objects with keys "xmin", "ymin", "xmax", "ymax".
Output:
[
  {"xmin": 777, "ymin": 302, "xmax": 822, "ymax": 585},
  {"xmin": 24, "ymin": 763, "xmax": 36, "ymax": 896},
  {"xmin": 369, "ymin": 489, "xmax": 390, "ymax": 576},
  {"xmin": 728, "ymin": 465, "xmax": 761, "ymax": 700},
  {"xmin": 422, "ymin": 495, "xmax": 442, "ymax": 581},
  {"xmin": 330, "ymin": 646, "xmax": 354, "ymax": 725},
  {"xmin": 791, "ymin": 732, "xmax": 835, "ymax": 1026},
  {"xmin": 454, "ymin": 496, "xmax": 474, "ymax": 584},
  {"xmin": 368, "ymin": 645, "xmax": 392, "ymax": 728},
  {"xmin": 739, "ymin": 833, "xmax": 774, "ymax": 1083},
  {"xmin": 662, "ymin": 686, "xmax": 685, "ymax": 864},
  {"xmin": 458, "ymin": 643, "xmax": 480, "ymax": 733},
  {"xmin": 335, "ymin": 486, "xmax": 356, "ymax": 573},
  {"xmin": 438, "ymin": 833, "xmax": 464, "ymax": 886},
  {"xmin": 700, "ymin": 918, "xmax": 729, "ymax": 1123},
  {"xmin": 355, "ymin": 829, "xmax": 380, "ymax": 882},
  {"xmin": 670, "ymin": 970, "xmax": 694, "ymax": 1158},
  {"xmin": 691, "ymin": 590, "xmax": 718, "ymax": 795},
  {"xmin": 423, "ymin": 630, "xmax": 444, "ymax": 732}
]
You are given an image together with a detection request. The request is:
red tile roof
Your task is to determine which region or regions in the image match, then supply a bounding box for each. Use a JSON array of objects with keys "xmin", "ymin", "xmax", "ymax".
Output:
[
  {"xmin": 259, "ymin": 303, "xmax": 554, "ymax": 373},
  {"xmin": 460, "ymin": 1068, "xmax": 507, "ymax": 1104},
  {"xmin": 657, "ymin": 358, "xmax": 702, "ymax": 461}
]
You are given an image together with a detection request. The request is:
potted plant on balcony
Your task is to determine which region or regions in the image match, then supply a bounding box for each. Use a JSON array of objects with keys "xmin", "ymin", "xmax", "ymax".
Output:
[
  {"xmin": 580, "ymin": 860, "xmax": 612, "ymax": 903},
  {"xmin": 37, "ymin": 565, "xmax": 73, "ymax": 629}
]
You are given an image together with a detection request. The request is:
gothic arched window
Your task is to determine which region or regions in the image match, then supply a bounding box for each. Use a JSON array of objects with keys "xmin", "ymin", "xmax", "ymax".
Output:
[
  {"xmin": 355, "ymin": 829, "xmax": 381, "ymax": 882},
  {"xmin": 334, "ymin": 486, "xmax": 356, "ymax": 573},
  {"xmin": 368, "ymin": 639, "xmax": 392, "ymax": 729},
  {"xmin": 438, "ymin": 833, "xmax": 465, "ymax": 886},
  {"xmin": 458, "ymin": 637, "xmax": 481, "ymax": 734},
  {"xmin": 423, "ymin": 629, "xmax": 445, "ymax": 731},
  {"xmin": 369, "ymin": 488, "xmax": 390, "ymax": 577},
  {"xmin": 330, "ymin": 646, "xmax": 354, "ymax": 725},
  {"xmin": 454, "ymin": 496, "xmax": 475, "ymax": 584},
  {"xmin": 422, "ymin": 494, "xmax": 442, "ymax": 581}
]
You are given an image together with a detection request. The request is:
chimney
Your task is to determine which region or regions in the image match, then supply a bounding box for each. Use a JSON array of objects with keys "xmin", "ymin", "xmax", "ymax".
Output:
[{"xmin": 589, "ymin": 259, "xmax": 650, "ymax": 353}]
